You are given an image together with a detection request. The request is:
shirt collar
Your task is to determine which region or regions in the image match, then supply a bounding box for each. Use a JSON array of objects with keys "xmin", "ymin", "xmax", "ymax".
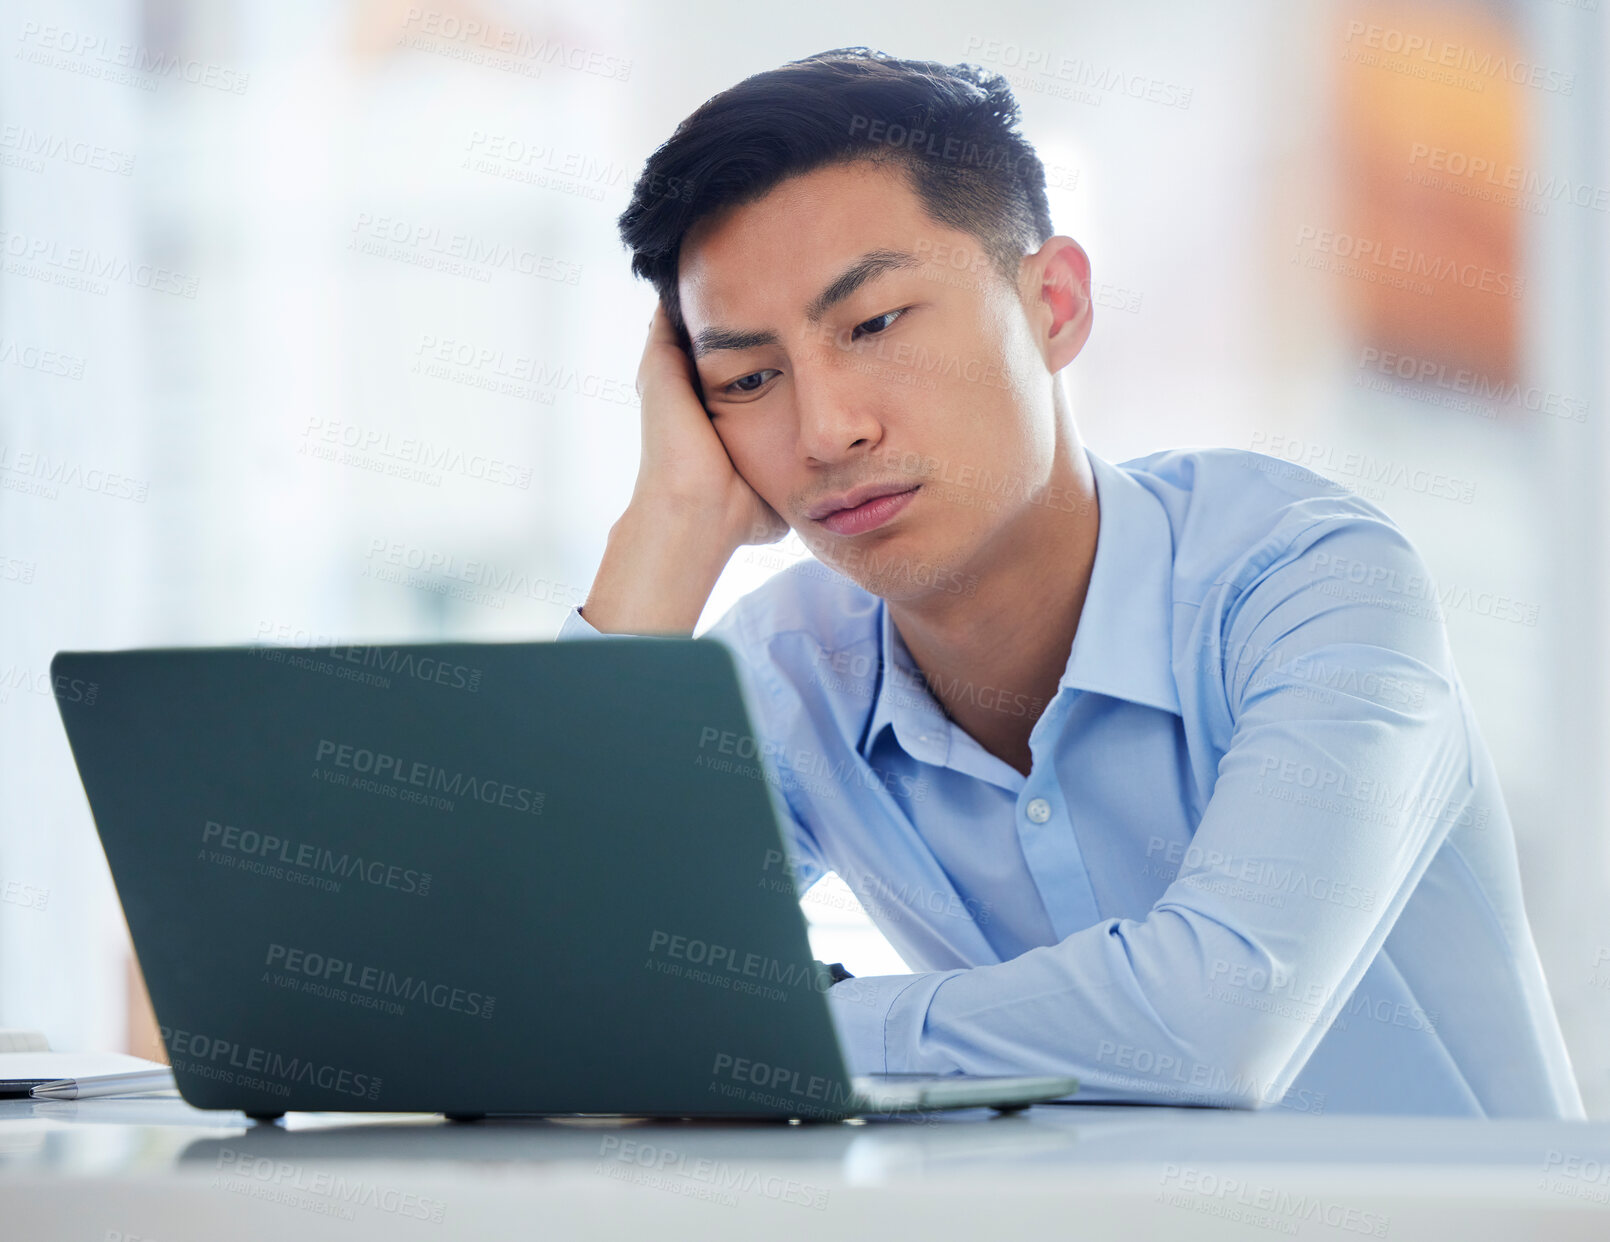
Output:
[{"xmin": 858, "ymin": 447, "xmax": 1181, "ymax": 763}]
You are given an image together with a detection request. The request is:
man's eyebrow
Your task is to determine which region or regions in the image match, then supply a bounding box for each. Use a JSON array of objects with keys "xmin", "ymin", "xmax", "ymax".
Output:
[{"xmin": 689, "ymin": 249, "xmax": 923, "ymax": 360}]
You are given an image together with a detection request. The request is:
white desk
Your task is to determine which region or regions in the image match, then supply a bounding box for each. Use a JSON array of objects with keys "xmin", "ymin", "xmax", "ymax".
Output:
[{"xmin": 2, "ymin": 1098, "xmax": 1608, "ymax": 1240}]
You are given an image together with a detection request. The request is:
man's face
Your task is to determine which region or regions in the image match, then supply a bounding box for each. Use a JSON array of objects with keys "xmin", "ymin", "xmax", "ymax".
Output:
[{"xmin": 678, "ymin": 158, "xmax": 1090, "ymax": 603}]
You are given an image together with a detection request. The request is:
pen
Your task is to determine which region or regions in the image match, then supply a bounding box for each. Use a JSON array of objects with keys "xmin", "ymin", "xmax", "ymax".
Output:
[{"xmin": 30, "ymin": 1068, "xmax": 178, "ymax": 1100}]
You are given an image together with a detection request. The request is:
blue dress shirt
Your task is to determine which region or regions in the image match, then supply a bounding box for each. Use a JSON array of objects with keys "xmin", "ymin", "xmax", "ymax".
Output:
[{"xmin": 559, "ymin": 446, "xmax": 1583, "ymax": 1117}]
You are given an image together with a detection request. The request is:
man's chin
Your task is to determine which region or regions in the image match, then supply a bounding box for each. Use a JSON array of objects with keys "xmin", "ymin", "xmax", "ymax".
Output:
[{"xmin": 823, "ymin": 550, "xmax": 981, "ymax": 606}]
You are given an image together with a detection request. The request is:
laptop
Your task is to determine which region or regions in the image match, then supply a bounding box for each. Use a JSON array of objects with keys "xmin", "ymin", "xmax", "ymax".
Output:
[{"xmin": 50, "ymin": 637, "xmax": 1078, "ymax": 1121}]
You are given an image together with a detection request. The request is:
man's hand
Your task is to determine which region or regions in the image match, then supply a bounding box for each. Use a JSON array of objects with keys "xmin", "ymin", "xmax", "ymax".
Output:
[
  {"xmin": 578, "ymin": 303, "xmax": 788, "ymax": 635},
  {"xmin": 631, "ymin": 303, "xmax": 788, "ymax": 548}
]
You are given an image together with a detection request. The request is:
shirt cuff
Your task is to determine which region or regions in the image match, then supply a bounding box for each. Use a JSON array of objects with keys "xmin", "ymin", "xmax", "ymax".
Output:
[
  {"xmin": 556, "ymin": 606, "xmax": 611, "ymax": 640},
  {"xmin": 823, "ymin": 970, "xmax": 952, "ymax": 1075}
]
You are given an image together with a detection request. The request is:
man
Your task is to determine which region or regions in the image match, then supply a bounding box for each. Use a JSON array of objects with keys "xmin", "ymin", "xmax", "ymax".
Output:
[{"xmin": 559, "ymin": 47, "xmax": 1581, "ymax": 1116}]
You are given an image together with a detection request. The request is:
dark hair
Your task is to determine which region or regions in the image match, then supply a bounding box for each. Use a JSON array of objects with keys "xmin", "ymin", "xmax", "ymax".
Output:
[{"xmin": 616, "ymin": 46, "xmax": 1055, "ymax": 347}]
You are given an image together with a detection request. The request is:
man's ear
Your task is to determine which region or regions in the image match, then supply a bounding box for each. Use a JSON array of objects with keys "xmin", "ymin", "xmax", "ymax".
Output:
[{"xmin": 1022, "ymin": 236, "xmax": 1093, "ymax": 372}]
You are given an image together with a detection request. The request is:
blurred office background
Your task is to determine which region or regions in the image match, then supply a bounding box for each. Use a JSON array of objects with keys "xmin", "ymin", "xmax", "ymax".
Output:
[{"xmin": 1, "ymin": 0, "xmax": 1605, "ymax": 1110}]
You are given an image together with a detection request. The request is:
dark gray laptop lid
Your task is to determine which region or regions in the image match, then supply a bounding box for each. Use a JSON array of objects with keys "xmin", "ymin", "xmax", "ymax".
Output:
[{"xmin": 51, "ymin": 638, "xmax": 857, "ymax": 1118}]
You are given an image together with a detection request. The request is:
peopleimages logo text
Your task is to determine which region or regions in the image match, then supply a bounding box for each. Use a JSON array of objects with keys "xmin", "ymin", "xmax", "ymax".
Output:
[
  {"xmin": 265, "ymin": 943, "xmax": 495, "ymax": 1018},
  {"xmin": 314, "ymin": 739, "xmax": 544, "ymax": 813},
  {"xmin": 161, "ymin": 1025, "xmax": 381, "ymax": 1100},
  {"xmin": 201, "ymin": 819, "xmax": 430, "ymax": 895}
]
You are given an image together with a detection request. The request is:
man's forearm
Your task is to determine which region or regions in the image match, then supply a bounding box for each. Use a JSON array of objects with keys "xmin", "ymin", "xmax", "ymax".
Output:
[{"xmin": 579, "ymin": 501, "xmax": 741, "ymax": 635}]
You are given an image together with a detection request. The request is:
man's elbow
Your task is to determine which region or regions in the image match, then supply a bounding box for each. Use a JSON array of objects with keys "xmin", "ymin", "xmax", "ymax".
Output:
[{"xmin": 1175, "ymin": 1037, "xmax": 1303, "ymax": 1111}]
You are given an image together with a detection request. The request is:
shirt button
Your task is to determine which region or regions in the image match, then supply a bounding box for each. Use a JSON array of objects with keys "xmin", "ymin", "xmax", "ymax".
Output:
[{"xmin": 1026, "ymin": 798, "xmax": 1051, "ymax": 823}]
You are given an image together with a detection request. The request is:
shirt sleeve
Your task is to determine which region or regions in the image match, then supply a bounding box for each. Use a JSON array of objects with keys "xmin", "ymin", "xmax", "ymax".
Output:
[{"xmin": 826, "ymin": 515, "xmax": 1475, "ymax": 1107}]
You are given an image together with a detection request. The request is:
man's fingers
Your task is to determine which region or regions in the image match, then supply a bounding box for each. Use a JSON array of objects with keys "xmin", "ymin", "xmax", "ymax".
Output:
[{"xmin": 638, "ymin": 306, "xmax": 699, "ymax": 400}]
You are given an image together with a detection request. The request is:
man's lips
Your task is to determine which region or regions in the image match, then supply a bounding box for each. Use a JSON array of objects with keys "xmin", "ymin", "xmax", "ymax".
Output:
[
  {"xmin": 812, "ymin": 485, "xmax": 920, "ymax": 536},
  {"xmin": 805, "ymin": 481, "xmax": 922, "ymax": 521}
]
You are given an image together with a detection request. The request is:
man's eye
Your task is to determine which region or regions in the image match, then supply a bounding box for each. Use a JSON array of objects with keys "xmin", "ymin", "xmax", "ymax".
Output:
[
  {"xmin": 718, "ymin": 310, "xmax": 907, "ymax": 394},
  {"xmin": 851, "ymin": 308, "xmax": 907, "ymax": 340},
  {"xmin": 725, "ymin": 369, "xmax": 780, "ymax": 395}
]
